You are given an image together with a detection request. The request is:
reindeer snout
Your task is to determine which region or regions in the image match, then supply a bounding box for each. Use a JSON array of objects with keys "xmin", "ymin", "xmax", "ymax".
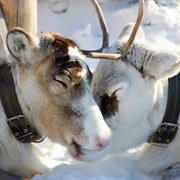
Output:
[
  {"xmin": 87, "ymin": 123, "xmax": 111, "ymax": 152},
  {"xmin": 70, "ymin": 128, "xmax": 111, "ymax": 160},
  {"xmin": 83, "ymin": 102, "xmax": 112, "ymax": 152},
  {"xmin": 94, "ymin": 132, "xmax": 111, "ymax": 150}
]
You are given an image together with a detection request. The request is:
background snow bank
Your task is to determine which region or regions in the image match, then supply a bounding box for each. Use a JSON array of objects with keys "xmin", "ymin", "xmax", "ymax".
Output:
[{"xmin": 32, "ymin": 0, "xmax": 180, "ymax": 179}]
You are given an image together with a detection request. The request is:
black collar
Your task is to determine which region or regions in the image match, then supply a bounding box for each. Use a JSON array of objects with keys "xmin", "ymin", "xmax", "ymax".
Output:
[
  {"xmin": 148, "ymin": 72, "xmax": 180, "ymax": 147},
  {"xmin": 0, "ymin": 63, "xmax": 44, "ymax": 143}
]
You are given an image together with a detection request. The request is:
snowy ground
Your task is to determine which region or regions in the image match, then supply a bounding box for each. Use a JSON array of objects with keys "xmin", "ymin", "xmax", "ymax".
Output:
[{"xmin": 32, "ymin": 0, "xmax": 180, "ymax": 179}]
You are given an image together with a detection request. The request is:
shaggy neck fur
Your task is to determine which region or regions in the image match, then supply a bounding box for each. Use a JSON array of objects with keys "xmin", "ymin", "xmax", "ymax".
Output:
[{"xmin": 0, "ymin": 64, "xmax": 48, "ymax": 177}]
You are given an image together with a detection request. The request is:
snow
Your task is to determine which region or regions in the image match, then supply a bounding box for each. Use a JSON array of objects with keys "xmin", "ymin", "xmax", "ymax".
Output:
[{"xmin": 32, "ymin": 0, "xmax": 180, "ymax": 179}]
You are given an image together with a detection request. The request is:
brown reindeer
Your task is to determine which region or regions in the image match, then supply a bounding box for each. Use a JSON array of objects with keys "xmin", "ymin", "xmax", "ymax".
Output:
[{"xmin": 0, "ymin": 0, "xmax": 112, "ymax": 177}]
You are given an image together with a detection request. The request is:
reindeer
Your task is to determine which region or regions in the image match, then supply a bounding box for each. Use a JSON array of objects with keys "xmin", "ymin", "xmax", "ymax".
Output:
[
  {"xmin": 0, "ymin": 0, "xmax": 112, "ymax": 177},
  {"xmin": 85, "ymin": 0, "xmax": 180, "ymax": 176}
]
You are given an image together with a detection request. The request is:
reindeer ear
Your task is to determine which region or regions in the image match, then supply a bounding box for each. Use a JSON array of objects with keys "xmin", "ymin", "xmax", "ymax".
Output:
[
  {"xmin": 6, "ymin": 27, "xmax": 39, "ymax": 63},
  {"xmin": 143, "ymin": 52, "xmax": 180, "ymax": 79},
  {"xmin": 107, "ymin": 81, "xmax": 130, "ymax": 102},
  {"xmin": 118, "ymin": 23, "xmax": 145, "ymax": 42}
]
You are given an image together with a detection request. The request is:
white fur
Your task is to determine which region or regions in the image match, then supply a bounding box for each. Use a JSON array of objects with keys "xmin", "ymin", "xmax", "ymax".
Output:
[
  {"xmin": 91, "ymin": 22, "xmax": 180, "ymax": 176},
  {"xmin": 0, "ymin": 102, "xmax": 49, "ymax": 177}
]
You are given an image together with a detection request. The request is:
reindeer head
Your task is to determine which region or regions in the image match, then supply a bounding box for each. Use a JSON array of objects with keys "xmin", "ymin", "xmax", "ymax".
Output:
[
  {"xmin": 92, "ymin": 22, "xmax": 180, "ymax": 151},
  {"xmin": 6, "ymin": 26, "xmax": 111, "ymax": 161},
  {"xmin": 87, "ymin": 0, "xmax": 180, "ymax": 159}
]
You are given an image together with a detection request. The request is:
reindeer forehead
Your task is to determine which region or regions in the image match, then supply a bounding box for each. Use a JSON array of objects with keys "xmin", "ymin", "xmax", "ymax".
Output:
[
  {"xmin": 39, "ymin": 33, "xmax": 85, "ymax": 61},
  {"xmin": 38, "ymin": 33, "xmax": 75, "ymax": 48},
  {"xmin": 38, "ymin": 33, "xmax": 90, "ymax": 85}
]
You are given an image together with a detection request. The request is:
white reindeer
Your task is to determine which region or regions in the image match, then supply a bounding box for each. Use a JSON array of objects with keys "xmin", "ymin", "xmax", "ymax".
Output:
[
  {"xmin": 86, "ymin": 0, "xmax": 180, "ymax": 176},
  {"xmin": 0, "ymin": 1, "xmax": 112, "ymax": 178}
]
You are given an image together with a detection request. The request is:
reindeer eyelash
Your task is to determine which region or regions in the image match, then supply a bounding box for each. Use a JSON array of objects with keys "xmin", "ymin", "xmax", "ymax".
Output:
[{"xmin": 53, "ymin": 76, "xmax": 67, "ymax": 88}]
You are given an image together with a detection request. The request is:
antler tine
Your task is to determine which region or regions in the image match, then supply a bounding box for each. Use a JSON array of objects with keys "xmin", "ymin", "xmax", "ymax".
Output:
[
  {"xmin": 91, "ymin": 0, "xmax": 109, "ymax": 51},
  {"xmin": 81, "ymin": 0, "xmax": 109, "ymax": 54},
  {"xmin": 121, "ymin": 0, "xmax": 144, "ymax": 56},
  {"xmin": 84, "ymin": 0, "xmax": 144, "ymax": 60}
]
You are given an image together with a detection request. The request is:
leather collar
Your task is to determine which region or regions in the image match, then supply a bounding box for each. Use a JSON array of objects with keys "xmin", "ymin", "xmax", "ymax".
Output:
[
  {"xmin": 0, "ymin": 63, "xmax": 45, "ymax": 143},
  {"xmin": 148, "ymin": 72, "xmax": 180, "ymax": 147}
]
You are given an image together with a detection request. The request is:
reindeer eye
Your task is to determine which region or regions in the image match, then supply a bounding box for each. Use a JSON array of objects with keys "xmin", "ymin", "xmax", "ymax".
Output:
[{"xmin": 53, "ymin": 75, "xmax": 67, "ymax": 88}]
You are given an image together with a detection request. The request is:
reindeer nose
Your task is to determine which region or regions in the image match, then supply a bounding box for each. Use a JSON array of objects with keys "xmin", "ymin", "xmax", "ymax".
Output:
[{"xmin": 94, "ymin": 132, "xmax": 111, "ymax": 151}]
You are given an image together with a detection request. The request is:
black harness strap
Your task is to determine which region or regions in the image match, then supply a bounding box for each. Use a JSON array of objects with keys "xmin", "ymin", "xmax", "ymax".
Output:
[
  {"xmin": 0, "ymin": 63, "xmax": 44, "ymax": 143},
  {"xmin": 0, "ymin": 64, "xmax": 22, "ymax": 117},
  {"xmin": 148, "ymin": 72, "xmax": 180, "ymax": 147}
]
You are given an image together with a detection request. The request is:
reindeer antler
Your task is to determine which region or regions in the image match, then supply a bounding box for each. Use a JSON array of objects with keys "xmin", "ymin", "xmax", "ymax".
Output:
[
  {"xmin": 81, "ymin": 0, "xmax": 109, "ymax": 54},
  {"xmin": 81, "ymin": 0, "xmax": 144, "ymax": 60}
]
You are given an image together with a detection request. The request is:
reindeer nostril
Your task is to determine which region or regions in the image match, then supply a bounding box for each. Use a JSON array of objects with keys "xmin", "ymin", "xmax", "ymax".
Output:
[
  {"xmin": 95, "ymin": 133, "xmax": 111, "ymax": 150},
  {"xmin": 97, "ymin": 142, "xmax": 103, "ymax": 148}
]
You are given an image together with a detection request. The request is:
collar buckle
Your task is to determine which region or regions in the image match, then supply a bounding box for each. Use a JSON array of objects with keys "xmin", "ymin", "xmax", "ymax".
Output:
[
  {"xmin": 148, "ymin": 123, "xmax": 178, "ymax": 147},
  {"xmin": 7, "ymin": 115, "xmax": 44, "ymax": 143}
]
